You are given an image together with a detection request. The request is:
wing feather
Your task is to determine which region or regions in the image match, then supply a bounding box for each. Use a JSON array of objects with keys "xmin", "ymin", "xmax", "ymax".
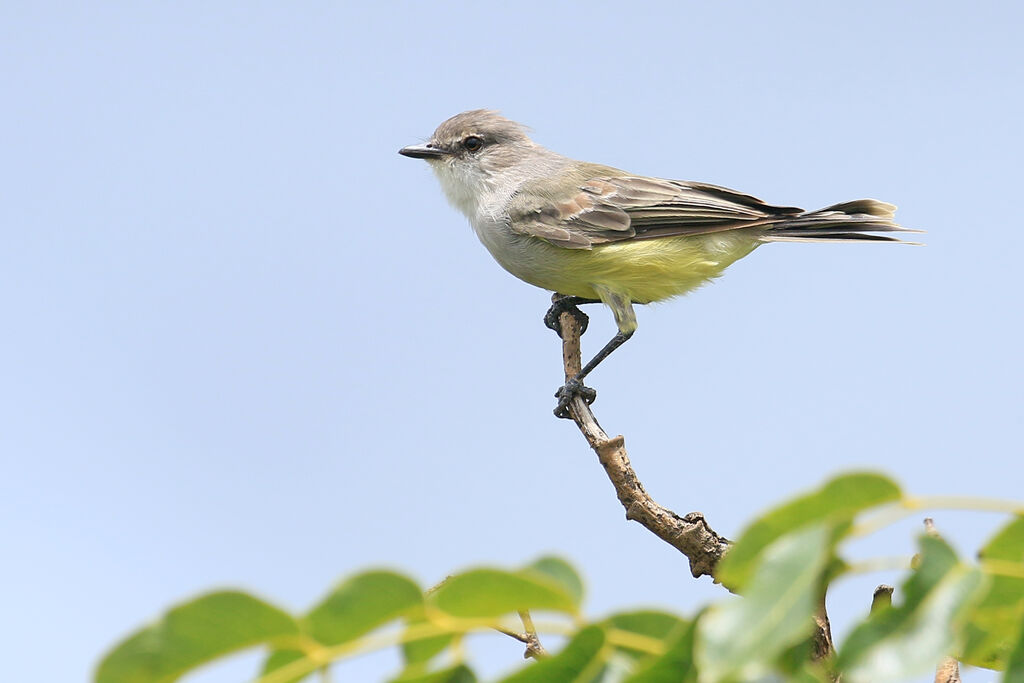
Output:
[{"xmin": 509, "ymin": 173, "xmax": 801, "ymax": 249}]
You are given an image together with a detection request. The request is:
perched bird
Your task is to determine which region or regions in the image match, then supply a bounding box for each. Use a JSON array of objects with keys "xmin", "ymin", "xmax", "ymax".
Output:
[{"xmin": 400, "ymin": 110, "xmax": 917, "ymax": 417}]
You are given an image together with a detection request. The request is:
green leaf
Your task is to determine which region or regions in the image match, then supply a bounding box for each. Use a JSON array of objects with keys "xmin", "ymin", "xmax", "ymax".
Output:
[
  {"xmin": 962, "ymin": 516, "xmax": 1024, "ymax": 670},
  {"xmin": 601, "ymin": 610, "xmax": 687, "ymax": 660},
  {"xmin": 498, "ymin": 625, "xmax": 606, "ymax": 682},
  {"xmin": 390, "ymin": 663, "xmax": 477, "ymax": 683},
  {"xmin": 259, "ymin": 649, "xmax": 310, "ymax": 683},
  {"xmin": 431, "ymin": 568, "xmax": 577, "ymax": 618},
  {"xmin": 1005, "ymin": 615, "xmax": 1024, "ymax": 683},
  {"xmin": 624, "ymin": 619, "xmax": 697, "ymax": 682},
  {"xmin": 95, "ymin": 590, "xmax": 300, "ymax": 683},
  {"xmin": 838, "ymin": 536, "xmax": 986, "ymax": 683},
  {"xmin": 716, "ymin": 472, "xmax": 901, "ymax": 590},
  {"xmin": 305, "ymin": 570, "xmax": 422, "ymax": 646},
  {"xmin": 696, "ymin": 524, "xmax": 832, "ymax": 683},
  {"xmin": 784, "ymin": 665, "xmax": 833, "ymax": 683},
  {"xmin": 401, "ymin": 627, "xmax": 457, "ymax": 667},
  {"xmin": 985, "ymin": 516, "xmax": 1024, "ymax": 562},
  {"xmin": 524, "ymin": 556, "xmax": 584, "ymax": 607},
  {"xmin": 603, "ymin": 610, "xmax": 685, "ymax": 641}
]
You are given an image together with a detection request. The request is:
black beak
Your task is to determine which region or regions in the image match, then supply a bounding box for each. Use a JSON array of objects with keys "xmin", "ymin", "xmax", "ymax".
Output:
[{"xmin": 399, "ymin": 143, "xmax": 446, "ymax": 159}]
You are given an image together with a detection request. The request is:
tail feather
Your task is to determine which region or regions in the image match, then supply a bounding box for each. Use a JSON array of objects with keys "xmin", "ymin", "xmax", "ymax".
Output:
[{"xmin": 760, "ymin": 199, "xmax": 922, "ymax": 245}]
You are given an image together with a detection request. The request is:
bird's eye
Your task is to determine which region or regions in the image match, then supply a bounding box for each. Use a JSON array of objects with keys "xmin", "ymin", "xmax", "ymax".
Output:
[{"xmin": 462, "ymin": 136, "xmax": 484, "ymax": 152}]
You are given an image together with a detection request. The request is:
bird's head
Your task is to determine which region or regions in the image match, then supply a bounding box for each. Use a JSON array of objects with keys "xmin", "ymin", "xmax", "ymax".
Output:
[{"xmin": 400, "ymin": 109, "xmax": 539, "ymax": 217}]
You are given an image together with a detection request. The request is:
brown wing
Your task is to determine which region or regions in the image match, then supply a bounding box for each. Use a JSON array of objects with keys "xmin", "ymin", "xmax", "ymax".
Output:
[{"xmin": 508, "ymin": 173, "xmax": 803, "ymax": 250}]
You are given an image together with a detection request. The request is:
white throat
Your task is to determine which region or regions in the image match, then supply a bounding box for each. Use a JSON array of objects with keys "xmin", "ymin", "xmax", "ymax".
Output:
[{"xmin": 429, "ymin": 159, "xmax": 494, "ymax": 220}]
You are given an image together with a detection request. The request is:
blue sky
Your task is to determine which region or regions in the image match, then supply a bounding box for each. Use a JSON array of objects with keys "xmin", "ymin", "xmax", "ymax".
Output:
[{"xmin": 2, "ymin": 2, "xmax": 1022, "ymax": 681}]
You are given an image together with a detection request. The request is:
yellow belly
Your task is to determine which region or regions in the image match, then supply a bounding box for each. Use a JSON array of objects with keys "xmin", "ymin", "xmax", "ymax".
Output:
[{"xmin": 509, "ymin": 231, "xmax": 761, "ymax": 304}]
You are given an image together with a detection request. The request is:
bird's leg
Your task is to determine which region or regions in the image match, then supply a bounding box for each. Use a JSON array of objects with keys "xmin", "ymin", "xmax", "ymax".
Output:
[
  {"xmin": 554, "ymin": 330, "xmax": 634, "ymax": 418},
  {"xmin": 576, "ymin": 330, "xmax": 635, "ymax": 383},
  {"xmin": 553, "ymin": 286, "xmax": 637, "ymax": 419},
  {"xmin": 544, "ymin": 295, "xmax": 600, "ymax": 339}
]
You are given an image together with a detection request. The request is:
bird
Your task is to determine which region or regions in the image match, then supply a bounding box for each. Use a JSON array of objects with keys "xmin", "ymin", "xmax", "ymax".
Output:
[{"xmin": 399, "ymin": 110, "xmax": 918, "ymax": 417}]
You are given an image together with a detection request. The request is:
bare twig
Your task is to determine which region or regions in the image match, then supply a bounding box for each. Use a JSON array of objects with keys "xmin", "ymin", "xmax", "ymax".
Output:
[
  {"xmin": 555, "ymin": 299, "xmax": 729, "ymax": 579},
  {"xmin": 494, "ymin": 612, "xmax": 546, "ymax": 661},
  {"xmin": 493, "ymin": 626, "xmax": 529, "ymax": 644},
  {"xmin": 553, "ymin": 295, "xmax": 843, "ymax": 663},
  {"xmin": 517, "ymin": 610, "xmax": 546, "ymax": 659}
]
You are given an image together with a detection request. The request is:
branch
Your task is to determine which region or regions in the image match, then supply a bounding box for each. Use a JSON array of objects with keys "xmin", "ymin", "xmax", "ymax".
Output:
[
  {"xmin": 517, "ymin": 610, "xmax": 546, "ymax": 659},
  {"xmin": 493, "ymin": 611, "xmax": 546, "ymax": 660},
  {"xmin": 552, "ymin": 297, "xmax": 844, "ymax": 665},
  {"xmin": 554, "ymin": 298, "xmax": 729, "ymax": 579},
  {"xmin": 553, "ymin": 297, "xmax": 847, "ymax": 666}
]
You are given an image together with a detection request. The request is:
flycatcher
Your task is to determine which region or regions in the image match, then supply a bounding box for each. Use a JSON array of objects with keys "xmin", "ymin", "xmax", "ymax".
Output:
[{"xmin": 400, "ymin": 110, "xmax": 917, "ymax": 417}]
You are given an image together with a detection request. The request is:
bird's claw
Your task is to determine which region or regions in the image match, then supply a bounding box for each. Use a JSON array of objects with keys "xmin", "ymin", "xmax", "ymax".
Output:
[
  {"xmin": 553, "ymin": 377, "xmax": 597, "ymax": 419},
  {"xmin": 544, "ymin": 300, "xmax": 590, "ymax": 338}
]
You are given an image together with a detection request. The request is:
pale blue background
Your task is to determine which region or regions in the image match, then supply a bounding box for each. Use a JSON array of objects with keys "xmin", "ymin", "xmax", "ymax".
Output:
[{"xmin": 2, "ymin": 2, "xmax": 1022, "ymax": 681}]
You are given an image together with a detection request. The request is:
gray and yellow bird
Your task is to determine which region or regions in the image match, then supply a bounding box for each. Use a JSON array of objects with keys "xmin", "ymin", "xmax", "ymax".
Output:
[{"xmin": 400, "ymin": 110, "xmax": 917, "ymax": 416}]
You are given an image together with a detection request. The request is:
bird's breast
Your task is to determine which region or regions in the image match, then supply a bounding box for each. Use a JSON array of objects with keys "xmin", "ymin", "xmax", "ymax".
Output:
[{"xmin": 470, "ymin": 220, "xmax": 762, "ymax": 304}]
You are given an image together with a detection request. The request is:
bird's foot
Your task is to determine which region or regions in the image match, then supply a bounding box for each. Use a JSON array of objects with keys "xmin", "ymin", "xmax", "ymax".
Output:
[
  {"xmin": 544, "ymin": 298, "xmax": 590, "ymax": 338},
  {"xmin": 553, "ymin": 377, "xmax": 597, "ymax": 419}
]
